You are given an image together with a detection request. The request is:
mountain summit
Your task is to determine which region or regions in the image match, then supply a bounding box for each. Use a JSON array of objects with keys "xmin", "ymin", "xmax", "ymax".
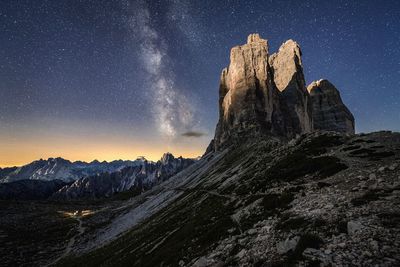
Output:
[{"xmin": 212, "ymin": 34, "xmax": 354, "ymax": 151}]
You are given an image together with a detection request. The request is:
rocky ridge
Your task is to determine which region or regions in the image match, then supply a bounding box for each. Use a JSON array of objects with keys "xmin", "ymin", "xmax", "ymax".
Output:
[
  {"xmin": 51, "ymin": 153, "xmax": 195, "ymax": 200},
  {"xmin": 51, "ymin": 131, "xmax": 400, "ymax": 267},
  {"xmin": 0, "ymin": 157, "xmax": 143, "ymax": 184}
]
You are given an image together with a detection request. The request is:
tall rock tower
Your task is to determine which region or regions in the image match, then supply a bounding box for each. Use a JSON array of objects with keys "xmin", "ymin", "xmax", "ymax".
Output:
[
  {"xmin": 269, "ymin": 40, "xmax": 313, "ymax": 134},
  {"xmin": 213, "ymin": 34, "xmax": 285, "ymax": 150},
  {"xmin": 213, "ymin": 34, "xmax": 312, "ymax": 150},
  {"xmin": 211, "ymin": 34, "xmax": 354, "ymax": 151}
]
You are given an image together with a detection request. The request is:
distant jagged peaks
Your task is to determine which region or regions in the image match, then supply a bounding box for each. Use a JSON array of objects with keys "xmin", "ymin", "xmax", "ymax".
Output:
[
  {"xmin": 52, "ymin": 153, "xmax": 196, "ymax": 200},
  {"xmin": 212, "ymin": 34, "xmax": 355, "ymax": 151},
  {"xmin": 160, "ymin": 152, "xmax": 175, "ymax": 165}
]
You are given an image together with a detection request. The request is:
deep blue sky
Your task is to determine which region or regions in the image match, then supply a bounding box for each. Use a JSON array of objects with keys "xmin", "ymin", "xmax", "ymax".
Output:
[{"xmin": 1, "ymin": 0, "xmax": 399, "ymax": 166}]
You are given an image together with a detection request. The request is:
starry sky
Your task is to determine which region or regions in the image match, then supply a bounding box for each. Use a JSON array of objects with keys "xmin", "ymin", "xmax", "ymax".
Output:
[{"xmin": 1, "ymin": 0, "xmax": 399, "ymax": 167}]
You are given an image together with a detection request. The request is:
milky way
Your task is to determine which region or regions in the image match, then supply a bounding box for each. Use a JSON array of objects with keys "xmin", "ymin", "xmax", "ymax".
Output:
[
  {"xmin": 127, "ymin": 0, "xmax": 197, "ymax": 139},
  {"xmin": 0, "ymin": 0, "xmax": 399, "ymax": 166}
]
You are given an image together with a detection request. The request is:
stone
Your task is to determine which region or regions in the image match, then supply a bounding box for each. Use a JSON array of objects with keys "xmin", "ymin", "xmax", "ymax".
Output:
[
  {"xmin": 277, "ymin": 236, "xmax": 300, "ymax": 254},
  {"xmin": 236, "ymin": 249, "xmax": 246, "ymax": 258},
  {"xmin": 307, "ymin": 79, "xmax": 355, "ymax": 134},
  {"xmin": 193, "ymin": 257, "xmax": 209, "ymax": 267},
  {"xmin": 389, "ymin": 163, "xmax": 398, "ymax": 171},
  {"xmin": 347, "ymin": 221, "xmax": 363, "ymax": 236},
  {"xmin": 247, "ymin": 229, "xmax": 257, "ymax": 235},
  {"xmin": 303, "ymin": 248, "xmax": 333, "ymax": 265},
  {"xmin": 369, "ymin": 173, "xmax": 377, "ymax": 180}
]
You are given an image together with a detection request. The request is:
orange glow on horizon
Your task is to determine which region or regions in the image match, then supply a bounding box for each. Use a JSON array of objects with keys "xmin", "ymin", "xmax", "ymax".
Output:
[
  {"xmin": 0, "ymin": 151, "xmax": 203, "ymax": 168},
  {"xmin": 0, "ymin": 120, "xmax": 210, "ymax": 168},
  {"xmin": 0, "ymin": 142, "xmax": 204, "ymax": 168}
]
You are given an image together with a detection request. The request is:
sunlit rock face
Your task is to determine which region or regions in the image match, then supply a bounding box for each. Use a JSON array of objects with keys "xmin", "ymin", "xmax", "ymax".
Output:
[
  {"xmin": 212, "ymin": 34, "xmax": 355, "ymax": 151},
  {"xmin": 213, "ymin": 34, "xmax": 312, "ymax": 150},
  {"xmin": 307, "ymin": 79, "xmax": 355, "ymax": 134},
  {"xmin": 213, "ymin": 34, "xmax": 286, "ymax": 150},
  {"xmin": 269, "ymin": 40, "xmax": 313, "ymax": 134}
]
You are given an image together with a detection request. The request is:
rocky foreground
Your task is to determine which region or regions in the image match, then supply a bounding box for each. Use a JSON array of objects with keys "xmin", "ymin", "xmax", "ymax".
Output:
[{"xmin": 51, "ymin": 131, "xmax": 400, "ymax": 267}]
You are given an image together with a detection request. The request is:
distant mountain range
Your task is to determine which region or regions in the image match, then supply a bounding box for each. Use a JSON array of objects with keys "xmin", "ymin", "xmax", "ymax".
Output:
[
  {"xmin": 0, "ymin": 157, "xmax": 144, "ymax": 184},
  {"xmin": 0, "ymin": 153, "xmax": 196, "ymax": 200},
  {"xmin": 52, "ymin": 153, "xmax": 195, "ymax": 200}
]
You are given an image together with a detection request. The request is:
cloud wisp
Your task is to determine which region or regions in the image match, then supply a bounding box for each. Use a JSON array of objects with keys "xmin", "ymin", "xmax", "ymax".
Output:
[
  {"xmin": 181, "ymin": 131, "xmax": 206, "ymax": 138},
  {"xmin": 127, "ymin": 1, "xmax": 196, "ymax": 139}
]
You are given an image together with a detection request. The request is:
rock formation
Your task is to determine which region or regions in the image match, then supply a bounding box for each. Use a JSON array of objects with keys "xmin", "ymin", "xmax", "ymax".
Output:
[
  {"xmin": 269, "ymin": 40, "xmax": 312, "ymax": 134},
  {"xmin": 307, "ymin": 79, "xmax": 355, "ymax": 134},
  {"xmin": 212, "ymin": 34, "xmax": 354, "ymax": 151},
  {"xmin": 214, "ymin": 34, "xmax": 293, "ymax": 150}
]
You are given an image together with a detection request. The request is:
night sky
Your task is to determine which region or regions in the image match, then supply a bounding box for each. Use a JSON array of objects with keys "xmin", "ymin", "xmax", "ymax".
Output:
[{"xmin": 1, "ymin": 0, "xmax": 399, "ymax": 167}]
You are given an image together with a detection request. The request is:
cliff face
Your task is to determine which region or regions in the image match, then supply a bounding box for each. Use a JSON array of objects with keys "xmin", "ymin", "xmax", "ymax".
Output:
[
  {"xmin": 307, "ymin": 79, "xmax": 355, "ymax": 134},
  {"xmin": 269, "ymin": 40, "xmax": 313, "ymax": 134},
  {"xmin": 214, "ymin": 34, "xmax": 276, "ymax": 149},
  {"xmin": 213, "ymin": 34, "xmax": 354, "ymax": 151},
  {"xmin": 214, "ymin": 34, "xmax": 296, "ymax": 150}
]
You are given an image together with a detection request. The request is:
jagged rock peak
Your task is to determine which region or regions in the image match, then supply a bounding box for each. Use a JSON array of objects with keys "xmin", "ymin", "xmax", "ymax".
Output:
[
  {"xmin": 307, "ymin": 79, "xmax": 336, "ymax": 94},
  {"xmin": 269, "ymin": 39, "xmax": 303, "ymax": 92},
  {"xmin": 307, "ymin": 79, "xmax": 355, "ymax": 134},
  {"xmin": 246, "ymin": 33, "xmax": 267, "ymax": 44},
  {"xmin": 269, "ymin": 38, "xmax": 312, "ymax": 134},
  {"xmin": 160, "ymin": 152, "xmax": 175, "ymax": 165}
]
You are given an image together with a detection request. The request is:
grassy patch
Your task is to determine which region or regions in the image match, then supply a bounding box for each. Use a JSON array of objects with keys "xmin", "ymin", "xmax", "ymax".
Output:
[
  {"xmin": 0, "ymin": 201, "xmax": 79, "ymax": 266},
  {"xmin": 301, "ymin": 134, "xmax": 344, "ymax": 156},
  {"xmin": 261, "ymin": 192, "xmax": 294, "ymax": 212},
  {"xmin": 351, "ymin": 190, "xmax": 386, "ymax": 206},
  {"xmin": 293, "ymin": 234, "xmax": 323, "ymax": 258},
  {"xmin": 317, "ymin": 181, "xmax": 331, "ymax": 188},
  {"xmin": 276, "ymin": 215, "xmax": 308, "ymax": 231},
  {"xmin": 342, "ymin": 145, "xmax": 361, "ymax": 151},
  {"xmin": 57, "ymin": 192, "xmax": 236, "ymax": 267},
  {"xmin": 111, "ymin": 187, "xmax": 143, "ymax": 200},
  {"xmin": 349, "ymin": 148, "xmax": 375, "ymax": 155},
  {"xmin": 377, "ymin": 212, "xmax": 400, "ymax": 228},
  {"xmin": 239, "ymin": 192, "xmax": 294, "ymax": 231},
  {"xmin": 276, "ymin": 215, "xmax": 327, "ymax": 232},
  {"xmin": 268, "ymin": 154, "xmax": 347, "ymax": 181},
  {"xmin": 349, "ymin": 148, "xmax": 395, "ymax": 160}
]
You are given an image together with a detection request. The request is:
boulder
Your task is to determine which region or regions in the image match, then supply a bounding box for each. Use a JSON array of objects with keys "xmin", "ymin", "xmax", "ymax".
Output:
[{"xmin": 277, "ymin": 235, "xmax": 300, "ymax": 254}]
